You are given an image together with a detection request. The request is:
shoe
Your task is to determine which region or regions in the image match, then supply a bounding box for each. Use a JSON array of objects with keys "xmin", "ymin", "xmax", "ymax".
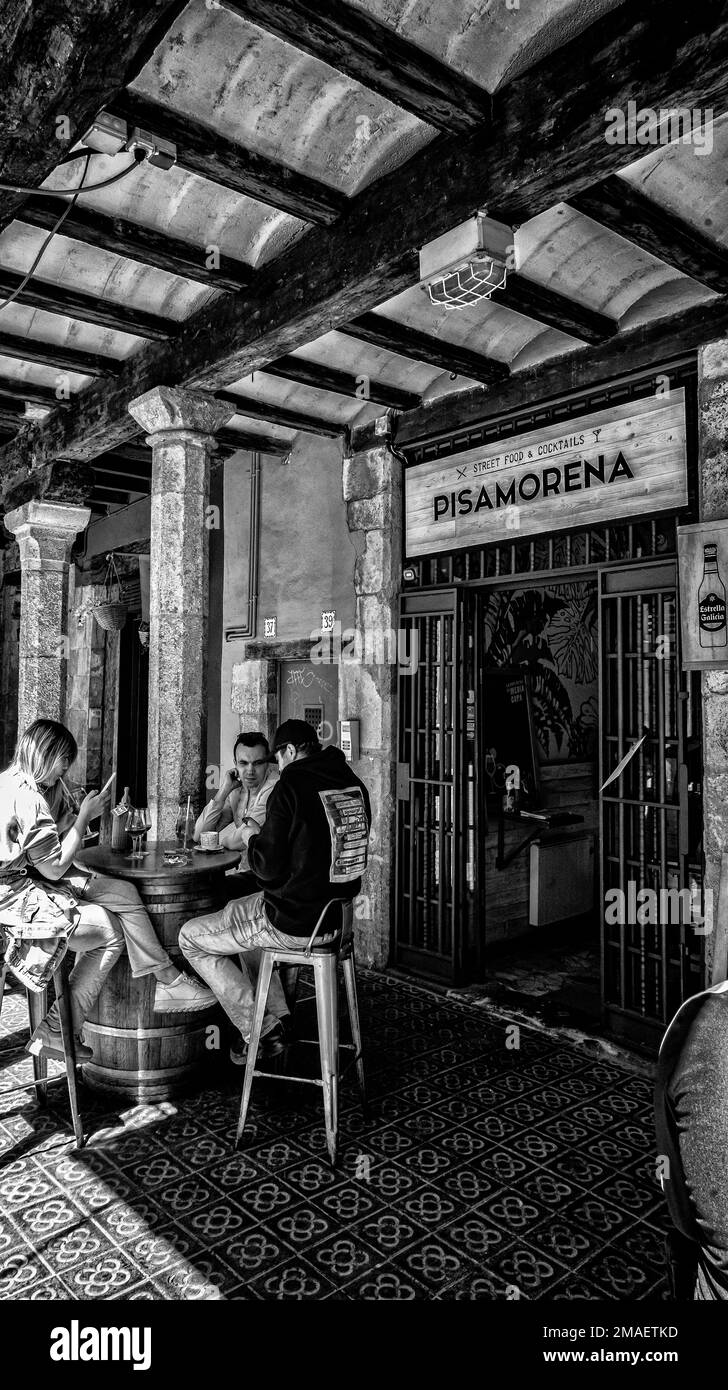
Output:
[
  {"xmin": 26, "ymin": 1020, "xmax": 93, "ymax": 1064},
  {"xmin": 153, "ymin": 973, "xmax": 217, "ymax": 1013},
  {"xmin": 230, "ymin": 1023, "xmax": 287, "ymax": 1066}
]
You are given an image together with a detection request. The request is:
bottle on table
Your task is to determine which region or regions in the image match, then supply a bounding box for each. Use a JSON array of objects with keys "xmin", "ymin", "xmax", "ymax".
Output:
[
  {"xmin": 111, "ymin": 786, "xmax": 132, "ymax": 851},
  {"xmin": 176, "ymin": 801, "xmax": 196, "ymax": 851}
]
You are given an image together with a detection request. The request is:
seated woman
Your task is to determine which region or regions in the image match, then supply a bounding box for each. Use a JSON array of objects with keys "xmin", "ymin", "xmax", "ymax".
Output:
[{"xmin": 0, "ymin": 719, "xmax": 215, "ymax": 1062}]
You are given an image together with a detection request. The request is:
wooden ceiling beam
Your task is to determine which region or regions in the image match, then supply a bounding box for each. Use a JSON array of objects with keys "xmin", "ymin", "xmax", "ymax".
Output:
[
  {"xmin": 0, "ymin": 332, "xmax": 121, "ymax": 378},
  {"xmin": 18, "ymin": 197, "xmax": 253, "ymax": 293},
  {"xmin": 0, "ymin": 375, "xmax": 65, "ymax": 407},
  {"xmin": 0, "ymin": 1, "xmax": 190, "ymax": 237},
  {"xmin": 356, "ymin": 292, "xmax": 728, "ymax": 452},
  {"xmin": 217, "ymin": 428, "xmax": 292, "ymax": 457},
  {"xmin": 215, "ymin": 389, "xmax": 344, "ymax": 437},
  {"xmin": 498, "ymin": 277, "xmax": 617, "ymax": 344},
  {"xmin": 4, "ymin": 0, "xmax": 728, "ymax": 481},
  {"xmin": 568, "ymin": 175, "xmax": 728, "ymax": 293},
  {"xmin": 107, "ymin": 92, "xmax": 347, "ymax": 226},
  {"xmin": 222, "ymin": 0, "xmax": 492, "ymax": 134},
  {"xmin": 264, "ymin": 358, "xmax": 421, "ymax": 411},
  {"xmin": 339, "ymin": 313, "xmax": 510, "ymax": 386},
  {"xmin": 0, "ymin": 270, "xmax": 176, "ymax": 340}
]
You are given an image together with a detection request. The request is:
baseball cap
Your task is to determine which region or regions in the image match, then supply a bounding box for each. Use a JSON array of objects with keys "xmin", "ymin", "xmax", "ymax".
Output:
[{"xmin": 271, "ymin": 719, "xmax": 321, "ymax": 754}]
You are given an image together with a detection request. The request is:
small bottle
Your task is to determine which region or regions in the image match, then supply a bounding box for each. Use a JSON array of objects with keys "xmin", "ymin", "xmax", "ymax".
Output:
[
  {"xmin": 111, "ymin": 786, "xmax": 132, "ymax": 851},
  {"xmin": 183, "ymin": 803, "xmax": 196, "ymax": 851},
  {"xmin": 698, "ymin": 543, "xmax": 727, "ymax": 648}
]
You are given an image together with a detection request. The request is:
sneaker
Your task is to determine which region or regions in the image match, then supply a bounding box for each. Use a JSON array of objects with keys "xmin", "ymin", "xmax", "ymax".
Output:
[
  {"xmin": 153, "ymin": 973, "xmax": 217, "ymax": 1013},
  {"xmin": 26, "ymin": 1020, "xmax": 93, "ymax": 1064}
]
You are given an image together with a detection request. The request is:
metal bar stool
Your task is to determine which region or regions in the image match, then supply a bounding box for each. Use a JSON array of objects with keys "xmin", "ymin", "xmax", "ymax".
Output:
[
  {"xmin": 236, "ymin": 898, "xmax": 366, "ymax": 1167},
  {"xmin": 0, "ymin": 934, "xmax": 84, "ymax": 1150}
]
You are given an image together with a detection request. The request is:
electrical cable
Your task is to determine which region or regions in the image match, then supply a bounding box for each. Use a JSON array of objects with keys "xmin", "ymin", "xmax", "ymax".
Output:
[
  {"xmin": 0, "ymin": 152, "xmax": 146, "ymax": 198},
  {"xmin": 0, "ymin": 152, "xmax": 94, "ymax": 316}
]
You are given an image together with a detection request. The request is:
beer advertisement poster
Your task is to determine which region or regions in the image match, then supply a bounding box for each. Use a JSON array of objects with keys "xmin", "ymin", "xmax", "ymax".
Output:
[{"xmin": 678, "ymin": 518, "xmax": 728, "ymax": 669}]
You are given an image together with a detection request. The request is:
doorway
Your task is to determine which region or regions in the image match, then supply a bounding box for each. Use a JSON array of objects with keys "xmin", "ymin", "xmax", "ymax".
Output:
[{"xmin": 394, "ymin": 557, "xmax": 705, "ymax": 1049}]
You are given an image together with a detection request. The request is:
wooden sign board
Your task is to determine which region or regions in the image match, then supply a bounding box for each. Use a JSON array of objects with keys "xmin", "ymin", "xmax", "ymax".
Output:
[
  {"xmin": 484, "ymin": 668, "xmax": 540, "ymax": 807},
  {"xmin": 678, "ymin": 518, "xmax": 728, "ymax": 669},
  {"xmin": 405, "ymin": 389, "xmax": 687, "ymax": 557}
]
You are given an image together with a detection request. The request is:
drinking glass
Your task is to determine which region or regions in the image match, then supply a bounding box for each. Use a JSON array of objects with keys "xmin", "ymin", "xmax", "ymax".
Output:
[{"xmin": 126, "ymin": 808, "xmax": 148, "ymax": 858}]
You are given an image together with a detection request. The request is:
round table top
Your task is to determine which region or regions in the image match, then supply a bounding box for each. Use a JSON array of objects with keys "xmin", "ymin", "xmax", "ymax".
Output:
[{"xmin": 78, "ymin": 841, "xmax": 240, "ymax": 882}]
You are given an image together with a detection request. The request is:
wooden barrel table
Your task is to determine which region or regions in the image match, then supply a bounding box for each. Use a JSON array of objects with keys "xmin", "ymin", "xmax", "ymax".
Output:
[{"xmin": 77, "ymin": 841, "xmax": 240, "ymax": 1101}]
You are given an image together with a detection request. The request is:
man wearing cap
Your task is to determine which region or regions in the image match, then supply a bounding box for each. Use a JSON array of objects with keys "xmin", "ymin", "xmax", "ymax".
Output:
[{"xmin": 179, "ymin": 720, "xmax": 371, "ymax": 1062}]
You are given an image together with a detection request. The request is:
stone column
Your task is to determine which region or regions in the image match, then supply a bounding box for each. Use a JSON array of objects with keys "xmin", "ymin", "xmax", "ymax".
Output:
[
  {"xmin": 698, "ymin": 340, "xmax": 728, "ymax": 984},
  {"xmin": 4, "ymin": 499, "xmax": 91, "ymax": 732},
  {"xmin": 341, "ymin": 443, "xmax": 402, "ymax": 968},
  {"xmin": 128, "ymin": 386, "xmax": 234, "ymax": 840}
]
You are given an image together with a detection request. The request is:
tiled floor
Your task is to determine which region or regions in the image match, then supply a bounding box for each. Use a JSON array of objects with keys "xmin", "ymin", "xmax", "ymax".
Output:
[{"xmin": 0, "ymin": 971, "xmax": 670, "ymax": 1301}]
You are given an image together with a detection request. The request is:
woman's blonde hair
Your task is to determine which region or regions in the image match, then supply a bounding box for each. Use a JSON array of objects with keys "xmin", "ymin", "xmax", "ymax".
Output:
[{"xmin": 14, "ymin": 719, "xmax": 77, "ymax": 788}]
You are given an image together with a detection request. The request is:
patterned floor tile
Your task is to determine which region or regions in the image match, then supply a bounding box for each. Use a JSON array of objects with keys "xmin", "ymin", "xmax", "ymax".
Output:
[
  {"xmin": 561, "ymin": 1191, "xmax": 634, "ymax": 1239},
  {"xmin": 0, "ymin": 968, "xmax": 672, "ymax": 1303},
  {"xmin": 486, "ymin": 1240, "xmax": 571, "ymax": 1298},
  {"xmin": 246, "ymin": 1257, "xmax": 337, "ymax": 1300},
  {"xmin": 385, "ymin": 1234, "xmax": 477, "ymax": 1294},
  {"xmin": 305, "ymin": 1229, "xmax": 383, "ymax": 1286},
  {"xmin": 349, "ymin": 1208, "xmax": 429, "ymax": 1259},
  {"xmin": 438, "ymin": 1270, "xmax": 514, "ymax": 1300},
  {"xmin": 154, "ymin": 1172, "xmax": 225, "ymax": 1219},
  {"xmin": 150, "ymin": 1256, "xmax": 236, "ymax": 1300},
  {"xmin": 183, "ymin": 1196, "xmax": 257, "ymax": 1248},
  {"xmin": 578, "ymin": 1240, "xmax": 661, "ymax": 1300},
  {"xmin": 11, "ymin": 1191, "xmax": 87, "ymax": 1245},
  {"xmin": 60, "ymin": 1248, "xmax": 147, "ymax": 1299},
  {"xmin": 343, "ymin": 1262, "xmax": 429, "ymax": 1301},
  {"xmin": 313, "ymin": 1180, "xmax": 384, "ymax": 1224}
]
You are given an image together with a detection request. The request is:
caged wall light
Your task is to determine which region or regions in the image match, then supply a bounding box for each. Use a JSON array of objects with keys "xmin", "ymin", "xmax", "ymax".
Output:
[{"xmin": 420, "ymin": 212, "xmax": 513, "ymax": 311}]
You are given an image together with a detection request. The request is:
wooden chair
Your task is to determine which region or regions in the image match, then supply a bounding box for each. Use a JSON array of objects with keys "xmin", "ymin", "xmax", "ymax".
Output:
[
  {"xmin": 0, "ymin": 932, "xmax": 84, "ymax": 1149},
  {"xmin": 236, "ymin": 899, "xmax": 367, "ymax": 1167}
]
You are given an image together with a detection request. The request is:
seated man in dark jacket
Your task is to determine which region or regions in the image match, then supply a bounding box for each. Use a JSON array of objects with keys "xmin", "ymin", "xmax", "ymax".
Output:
[{"xmin": 179, "ymin": 720, "xmax": 371, "ymax": 1061}]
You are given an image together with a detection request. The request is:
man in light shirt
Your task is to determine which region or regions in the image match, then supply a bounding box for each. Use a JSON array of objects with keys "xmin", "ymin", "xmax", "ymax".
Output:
[{"xmin": 194, "ymin": 731, "xmax": 278, "ymax": 889}]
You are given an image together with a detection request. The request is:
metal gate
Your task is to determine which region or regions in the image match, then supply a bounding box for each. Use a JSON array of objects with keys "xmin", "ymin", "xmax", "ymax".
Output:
[
  {"xmin": 394, "ymin": 589, "xmax": 467, "ymax": 980},
  {"xmin": 600, "ymin": 562, "xmax": 704, "ymax": 1043}
]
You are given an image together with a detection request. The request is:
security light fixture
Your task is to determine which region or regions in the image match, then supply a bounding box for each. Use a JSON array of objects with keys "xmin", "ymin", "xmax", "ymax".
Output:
[{"xmin": 420, "ymin": 212, "xmax": 513, "ymax": 311}]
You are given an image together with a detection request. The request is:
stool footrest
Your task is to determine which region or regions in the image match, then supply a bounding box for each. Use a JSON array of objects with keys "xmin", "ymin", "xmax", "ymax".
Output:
[{"xmin": 251, "ymin": 1069, "xmax": 323, "ymax": 1088}]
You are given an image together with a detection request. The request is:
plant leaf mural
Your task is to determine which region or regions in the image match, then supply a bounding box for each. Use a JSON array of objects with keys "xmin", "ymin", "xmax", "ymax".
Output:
[{"xmin": 483, "ymin": 581, "xmax": 598, "ymax": 761}]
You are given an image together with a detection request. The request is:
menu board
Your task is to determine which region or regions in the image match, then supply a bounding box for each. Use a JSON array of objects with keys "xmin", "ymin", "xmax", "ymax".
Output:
[{"xmin": 484, "ymin": 668, "xmax": 541, "ymax": 807}]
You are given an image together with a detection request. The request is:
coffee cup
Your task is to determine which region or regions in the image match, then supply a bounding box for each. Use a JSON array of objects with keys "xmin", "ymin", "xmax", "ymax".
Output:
[{"xmin": 200, "ymin": 831, "xmax": 219, "ymax": 849}]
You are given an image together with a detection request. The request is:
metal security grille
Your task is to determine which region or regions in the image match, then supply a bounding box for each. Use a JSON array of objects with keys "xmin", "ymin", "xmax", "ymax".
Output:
[
  {"xmin": 600, "ymin": 563, "xmax": 703, "ymax": 1041},
  {"xmin": 395, "ymin": 590, "xmax": 464, "ymax": 980}
]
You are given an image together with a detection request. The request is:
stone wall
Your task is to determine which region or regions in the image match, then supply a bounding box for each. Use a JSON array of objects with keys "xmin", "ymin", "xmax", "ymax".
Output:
[{"xmin": 340, "ymin": 443, "xmax": 402, "ymax": 968}]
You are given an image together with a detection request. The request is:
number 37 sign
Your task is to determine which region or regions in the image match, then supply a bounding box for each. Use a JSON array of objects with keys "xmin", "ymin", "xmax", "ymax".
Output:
[{"xmin": 677, "ymin": 518, "xmax": 728, "ymax": 669}]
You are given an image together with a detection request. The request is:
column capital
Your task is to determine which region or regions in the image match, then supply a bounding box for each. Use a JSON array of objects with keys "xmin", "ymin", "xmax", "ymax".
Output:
[
  {"xmin": 128, "ymin": 385, "xmax": 234, "ymax": 441},
  {"xmin": 4, "ymin": 498, "xmax": 91, "ymax": 546}
]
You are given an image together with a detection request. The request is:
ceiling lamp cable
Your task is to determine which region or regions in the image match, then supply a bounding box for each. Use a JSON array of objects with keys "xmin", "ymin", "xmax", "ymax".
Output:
[
  {"xmin": 0, "ymin": 149, "xmax": 147, "ymax": 198},
  {"xmin": 0, "ymin": 150, "xmax": 150, "ymax": 318}
]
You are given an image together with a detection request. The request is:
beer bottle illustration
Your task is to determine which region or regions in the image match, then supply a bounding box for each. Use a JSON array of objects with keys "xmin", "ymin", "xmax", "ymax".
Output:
[{"xmin": 698, "ymin": 543, "xmax": 727, "ymax": 647}]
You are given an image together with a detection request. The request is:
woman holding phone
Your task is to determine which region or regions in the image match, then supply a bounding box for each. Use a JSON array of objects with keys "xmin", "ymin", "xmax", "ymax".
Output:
[{"xmin": 0, "ymin": 719, "xmax": 215, "ymax": 1062}]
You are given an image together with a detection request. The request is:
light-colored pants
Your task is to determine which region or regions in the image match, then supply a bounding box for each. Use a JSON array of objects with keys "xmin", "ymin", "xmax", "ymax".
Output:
[
  {"xmin": 44, "ymin": 871, "xmax": 173, "ymax": 1039},
  {"xmin": 48, "ymin": 910, "xmax": 125, "ymax": 1037},
  {"xmin": 79, "ymin": 871, "xmax": 173, "ymax": 977},
  {"xmin": 179, "ymin": 891, "xmax": 319, "ymax": 1041}
]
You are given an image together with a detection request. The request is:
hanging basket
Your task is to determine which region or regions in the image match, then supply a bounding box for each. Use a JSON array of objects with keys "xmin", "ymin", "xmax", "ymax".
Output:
[{"xmin": 93, "ymin": 554, "xmax": 128, "ymax": 632}]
